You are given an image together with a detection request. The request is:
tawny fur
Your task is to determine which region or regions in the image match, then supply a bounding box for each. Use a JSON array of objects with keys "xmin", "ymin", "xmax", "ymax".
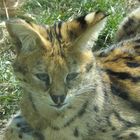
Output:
[{"xmin": 2, "ymin": 8, "xmax": 140, "ymax": 140}]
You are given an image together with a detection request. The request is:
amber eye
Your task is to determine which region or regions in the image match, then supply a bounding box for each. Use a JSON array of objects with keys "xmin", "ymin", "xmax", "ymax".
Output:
[
  {"xmin": 66, "ymin": 72, "xmax": 79, "ymax": 82},
  {"xmin": 35, "ymin": 73, "xmax": 50, "ymax": 85}
]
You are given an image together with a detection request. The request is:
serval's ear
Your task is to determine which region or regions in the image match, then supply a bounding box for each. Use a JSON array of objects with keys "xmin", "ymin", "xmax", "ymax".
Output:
[
  {"xmin": 61, "ymin": 11, "xmax": 107, "ymax": 51},
  {"xmin": 6, "ymin": 19, "xmax": 45, "ymax": 54}
]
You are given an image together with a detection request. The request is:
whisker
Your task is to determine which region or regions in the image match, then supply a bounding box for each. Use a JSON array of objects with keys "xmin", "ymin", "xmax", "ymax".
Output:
[
  {"xmin": 75, "ymin": 85, "xmax": 95, "ymax": 96},
  {"xmin": 74, "ymin": 97, "xmax": 86, "ymax": 102}
]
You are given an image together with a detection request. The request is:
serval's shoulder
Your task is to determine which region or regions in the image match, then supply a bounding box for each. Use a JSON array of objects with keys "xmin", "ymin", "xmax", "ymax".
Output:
[{"xmin": 96, "ymin": 7, "xmax": 140, "ymax": 109}]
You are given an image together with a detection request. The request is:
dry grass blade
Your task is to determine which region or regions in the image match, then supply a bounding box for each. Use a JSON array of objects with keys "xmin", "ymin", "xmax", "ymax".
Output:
[
  {"xmin": 0, "ymin": 0, "xmax": 25, "ymax": 17},
  {"xmin": 2, "ymin": 0, "xmax": 9, "ymax": 19}
]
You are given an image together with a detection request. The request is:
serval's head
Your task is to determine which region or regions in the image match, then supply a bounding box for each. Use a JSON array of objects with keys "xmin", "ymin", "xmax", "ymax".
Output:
[{"xmin": 6, "ymin": 11, "xmax": 107, "ymax": 114}]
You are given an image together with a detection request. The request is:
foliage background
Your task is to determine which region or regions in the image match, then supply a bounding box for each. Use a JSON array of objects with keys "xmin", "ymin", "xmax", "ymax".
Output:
[{"xmin": 0, "ymin": 0, "xmax": 139, "ymax": 130}]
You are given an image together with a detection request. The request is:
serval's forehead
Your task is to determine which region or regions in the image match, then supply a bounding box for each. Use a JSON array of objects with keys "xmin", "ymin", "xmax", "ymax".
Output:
[
  {"xmin": 45, "ymin": 23, "xmax": 63, "ymax": 43},
  {"xmin": 28, "ymin": 23, "xmax": 72, "ymax": 57},
  {"xmin": 23, "ymin": 50, "xmax": 67, "ymax": 69},
  {"xmin": 8, "ymin": 10, "xmax": 107, "ymax": 73}
]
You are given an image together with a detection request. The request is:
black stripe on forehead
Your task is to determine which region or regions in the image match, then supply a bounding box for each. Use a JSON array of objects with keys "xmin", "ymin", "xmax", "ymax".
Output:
[
  {"xmin": 53, "ymin": 23, "xmax": 65, "ymax": 56},
  {"xmin": 58, "ymin": 21, "xmax": 63, "ymax": 39},
  {"xmin": 54, "ymin": 23, "xmax": 62, "ymax": 43}
]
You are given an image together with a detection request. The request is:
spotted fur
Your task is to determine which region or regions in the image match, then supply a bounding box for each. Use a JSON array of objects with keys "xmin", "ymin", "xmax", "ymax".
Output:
[
  {"xmin": 96, "ymin": 8, "xmax": 140, "ymax": 109},
  {"xmin": 2, "ymin": 8, "xmax": 140, "ymax": 140}
]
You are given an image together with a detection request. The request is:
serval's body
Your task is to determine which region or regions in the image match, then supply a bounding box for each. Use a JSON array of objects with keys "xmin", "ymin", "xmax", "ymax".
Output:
[{"xmin": 2, "ymin": 7, "xmax": 140, "ymax": 140}]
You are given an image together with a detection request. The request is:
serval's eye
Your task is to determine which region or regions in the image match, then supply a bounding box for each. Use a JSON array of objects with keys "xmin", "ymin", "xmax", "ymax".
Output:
[
  {"xmin": 35, "ymin": 73, "xmax": 50, "ymax": 85},
  {"xmin": 66, "ymin": 72, "xmax": 79, "ymax": 82}
]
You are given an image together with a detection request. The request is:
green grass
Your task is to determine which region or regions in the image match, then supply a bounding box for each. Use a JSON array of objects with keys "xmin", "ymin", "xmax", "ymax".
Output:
[
  {"xmin": 0, "ymin": 0, "xmax": 129, "ymax": 119},
  {"xmin": 22, "ymin": 0, "xmax": 126, "ymax": 47},
  {"xmin": 0, "ymin": 33, "xmax": 21, "ymax": 119}
]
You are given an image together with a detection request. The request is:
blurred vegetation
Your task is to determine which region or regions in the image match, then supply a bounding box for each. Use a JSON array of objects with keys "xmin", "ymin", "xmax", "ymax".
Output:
[
  {"xmin": 0, "ymin": 25, "xmax": 21, "ymax": 120},
  {"xmin": 0, "ymin": 0, "xmax": 137, "ymax": 120},
  {"xmin": 22, "ymin": 0, "xmax": 126, "ymax": 48}
]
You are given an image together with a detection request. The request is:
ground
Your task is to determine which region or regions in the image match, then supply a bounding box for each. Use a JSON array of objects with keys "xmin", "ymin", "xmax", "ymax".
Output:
[{"xmin": 0, "ymin": 0, "xmax": 139, "ymax": 136}]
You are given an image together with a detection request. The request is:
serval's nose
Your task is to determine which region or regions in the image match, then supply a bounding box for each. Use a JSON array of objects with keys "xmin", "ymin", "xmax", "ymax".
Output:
[{"xmin": 50, "ymin": 95, "xmax": 66, "ymax": 105}]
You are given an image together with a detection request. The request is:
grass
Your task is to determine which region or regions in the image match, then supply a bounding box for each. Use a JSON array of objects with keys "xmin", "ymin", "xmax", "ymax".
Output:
[
  {"xmin": 0, "ymin": 26, "xmax": 21, "ymax": 119},
  {"xmin": 0, "ymin": 0, "xmax": 132, "ymax": 120},
  {"xmin": 22, "ymin": 0, "xmax": 126, "ymax": 47}
]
